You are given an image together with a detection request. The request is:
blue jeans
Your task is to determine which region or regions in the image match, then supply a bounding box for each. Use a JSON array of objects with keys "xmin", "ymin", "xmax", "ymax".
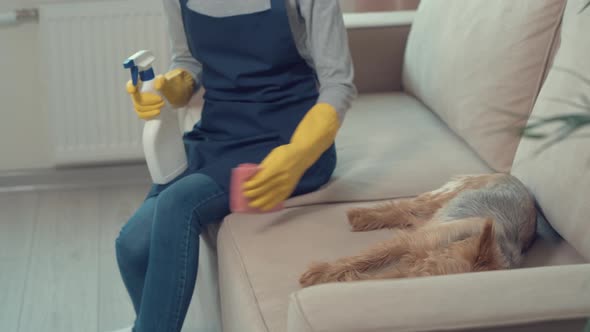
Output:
[{"xmin": 115, "ymin": 173, "xmax": 230, "ymax": 332}]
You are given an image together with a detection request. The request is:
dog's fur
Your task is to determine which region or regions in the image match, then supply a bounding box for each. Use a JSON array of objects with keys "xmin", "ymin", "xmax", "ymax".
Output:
[{"xmin": 299, "ymin": 173, "xmax": 537, "ymax": 287}]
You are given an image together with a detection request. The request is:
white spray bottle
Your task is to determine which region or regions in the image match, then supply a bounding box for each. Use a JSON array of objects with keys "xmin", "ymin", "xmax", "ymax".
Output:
[{"xmin": 124, "ymin": 50, "xmax": 188, "ymax": 184}]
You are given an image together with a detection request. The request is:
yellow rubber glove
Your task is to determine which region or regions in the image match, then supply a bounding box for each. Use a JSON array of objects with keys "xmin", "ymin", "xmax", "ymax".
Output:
[
  {"xmin": 126, "ymin": 81, "xmax": 165, "ymax": 120},
  {"xmin": 126, "ymin": 68, "xmax": 195, "ymax": 120},
  {"xmin": 243, "ymin": 103, "xmax": 340, "ymax": 211},
  {"xmin": 153, "ymin": 68, "xmax": 196, "ymax": 108}
]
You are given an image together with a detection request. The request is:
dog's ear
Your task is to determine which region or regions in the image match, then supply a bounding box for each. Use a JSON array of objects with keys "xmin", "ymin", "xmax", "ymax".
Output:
[{"xmin": 473, "ymin": 219, "xmax": 500, "ymax": 271}]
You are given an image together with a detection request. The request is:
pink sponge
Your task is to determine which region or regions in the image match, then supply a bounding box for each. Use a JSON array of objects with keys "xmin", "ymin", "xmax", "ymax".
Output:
[{"xmin": 230, "ymin": 163, "xmax": 284, "ymax": 214}]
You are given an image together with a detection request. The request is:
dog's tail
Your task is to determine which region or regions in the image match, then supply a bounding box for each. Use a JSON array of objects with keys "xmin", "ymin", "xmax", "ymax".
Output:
[{"xmin": 473, "ymin": 219, "xmax": 503, "ymax": 271}]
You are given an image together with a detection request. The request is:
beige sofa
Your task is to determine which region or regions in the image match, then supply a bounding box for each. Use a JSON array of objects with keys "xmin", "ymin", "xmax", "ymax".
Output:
[{"xmin": 190, "ymin": 0, "xmax": 590, "ymax": 331}]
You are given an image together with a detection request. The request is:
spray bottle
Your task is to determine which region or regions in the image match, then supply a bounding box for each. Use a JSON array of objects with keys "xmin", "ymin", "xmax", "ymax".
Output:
[{"xmin": 124, "ymin": 50, "xmax": 188, "ymax": 184}]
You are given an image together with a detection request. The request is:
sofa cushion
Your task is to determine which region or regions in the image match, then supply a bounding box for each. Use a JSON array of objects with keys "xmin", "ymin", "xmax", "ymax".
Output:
[
  {"xmin": 284, "ymin": 92, "xmax": 491, "ymax": 208},
  {"xmin": 402, "ymin": 0, "xmax": 565, "ymax": 172},
  {"xmin": 217, "ymin": 203, "xmax": 397, "ymax": 332},
  {"xmin": 511, "ymin": 0, "xmax": 590, "ymax": 260},
  {"xmin": 521, "ymin": 214, "xmax": 587, "ymax": 268},
  {"xmin": 217, "ymin": 200, "xmax": 587, "ymax": 332},
  {"xmin": 288, "ymin": 264, "xmax": 590, "ymax": 332}
]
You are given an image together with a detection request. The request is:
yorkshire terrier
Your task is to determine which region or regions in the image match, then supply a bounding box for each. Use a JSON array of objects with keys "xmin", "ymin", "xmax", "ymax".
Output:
[{"xmin": 299, "ymin": 174, "xmax": 537, "ymax": 287}]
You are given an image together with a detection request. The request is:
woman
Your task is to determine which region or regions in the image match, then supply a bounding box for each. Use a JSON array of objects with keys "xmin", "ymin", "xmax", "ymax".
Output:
[{"xmin": 114, "ymin": 0, "xmax": 356, "ymax": 331}]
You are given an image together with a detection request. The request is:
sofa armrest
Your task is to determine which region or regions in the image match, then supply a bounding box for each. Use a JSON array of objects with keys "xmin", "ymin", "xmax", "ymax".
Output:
[
  {"xmin": 344, "ymin": 11, "xmax": 415, "ymax": 93},
  {"xmin": 287, "ymin": 264, "xmax": 590, "ymax": 332}
]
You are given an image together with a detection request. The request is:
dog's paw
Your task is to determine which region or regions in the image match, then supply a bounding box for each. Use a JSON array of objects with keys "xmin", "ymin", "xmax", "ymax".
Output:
[
  {"xmin": 300, "ymin": 262, "xmax": 366, "ymax": 287},
  {"xmin": 347, "ymin": 208, "xmax": 379, "ymax": 232},
  {"xmin": 299, "ymin": 262, "xmax": 332, "ymax": 287}
]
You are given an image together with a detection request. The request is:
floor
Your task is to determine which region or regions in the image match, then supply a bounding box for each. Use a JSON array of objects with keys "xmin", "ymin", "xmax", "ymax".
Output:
[{"xmin": 0, "ymin": 165, "xmax": 216, "ymax": 332}]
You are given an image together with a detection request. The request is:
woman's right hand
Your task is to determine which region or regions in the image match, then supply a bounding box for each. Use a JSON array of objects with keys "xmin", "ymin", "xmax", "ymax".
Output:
[
  {"xmin": 126, "ymin": 68, "xmax": 195, "ymax": 119},
  {"xmin": 126, "ymin": 81, "xmax": 165, "ymax": 120}
]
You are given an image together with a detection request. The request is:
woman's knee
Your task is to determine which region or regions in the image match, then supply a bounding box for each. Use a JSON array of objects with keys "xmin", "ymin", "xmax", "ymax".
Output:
[
  {"xmin": 116, "ymin": 228, "xmax": 148, "ymax": 268},
  {"xmin": 153, "ymin": 173, "xmax": 229, "ymax": 234},
  {"xmin": 115, "ymin": 226, "xmax": 149, "ymax": 271},
  {"xmin": 115, "ymin": 201, "xmax": 155, "ymax": 271},
  {"xmin": 153, "ymin": 183, "xmax": 203, "ymax": 237}
]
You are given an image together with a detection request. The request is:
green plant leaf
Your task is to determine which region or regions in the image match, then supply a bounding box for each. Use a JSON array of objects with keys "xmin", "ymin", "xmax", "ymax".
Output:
[
  {"xmin": 491, "ymin": 65, "xmax": 590, "ymax": 156},
  {"xmin": 527, "ymin": 114, "xmax": 590, "ymax": 126},
  {"xmin": 512, "ymin": 112, "xmax": 590, "ymax": 155},
  {"xmin": 488, "ymin": 66, "xmax": 590, "ymax": 153},
  {"xmin": 521, "ymin": 130, "xmax": 548, "ymax": 139}
]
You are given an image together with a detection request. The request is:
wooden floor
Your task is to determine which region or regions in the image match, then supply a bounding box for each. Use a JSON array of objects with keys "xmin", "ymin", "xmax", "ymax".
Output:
[{"xmin": 0, "ymin": 182, "xmax": 216, "ymax": 332}]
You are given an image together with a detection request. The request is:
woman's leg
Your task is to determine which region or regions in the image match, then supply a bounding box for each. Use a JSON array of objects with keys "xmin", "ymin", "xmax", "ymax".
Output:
[
  {"xmin": 134, "ymin": 173, "xmax": 230, "ymax": 332},
  {"xmin": 115, "ymin": 197, "xmax": 157, "ymax": 313}
]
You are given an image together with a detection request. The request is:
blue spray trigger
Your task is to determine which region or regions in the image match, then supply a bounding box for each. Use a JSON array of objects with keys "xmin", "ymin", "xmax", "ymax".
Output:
[
  {"xmin": 123, "ymin": 59, "xmax": 139, "ymax": 86},
  {"xmin": 131, "ymin": 67, "xmax": 139, "ymax": 86},
  {"xmin": 124, "ymin": 51, "xmax": 156, "ymax": 86}
]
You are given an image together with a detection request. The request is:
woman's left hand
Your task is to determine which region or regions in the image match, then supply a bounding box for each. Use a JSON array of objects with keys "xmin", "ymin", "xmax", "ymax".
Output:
[
  {"xmin": 243, "ymin": 103, "xmax": 340, "ymax": 212},
  {"xmin": 242, "ymin": 144, "xmax": 308, "ymax": 211}
]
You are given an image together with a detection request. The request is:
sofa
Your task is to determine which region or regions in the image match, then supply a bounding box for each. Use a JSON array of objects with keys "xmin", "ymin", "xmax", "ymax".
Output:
[{"xmin": 186, "ymin": 0, "xmax": 590, "ymax": 331}]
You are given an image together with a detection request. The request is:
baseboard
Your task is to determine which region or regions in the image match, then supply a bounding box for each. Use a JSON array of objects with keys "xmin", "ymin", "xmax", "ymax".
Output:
[
  {"xmin": 344, "ymin": 11, "xmax": 416, "ymax": 29},
  {"xmin": 0, "ymin": 163, "xmax": 151, "ymax": 192}
]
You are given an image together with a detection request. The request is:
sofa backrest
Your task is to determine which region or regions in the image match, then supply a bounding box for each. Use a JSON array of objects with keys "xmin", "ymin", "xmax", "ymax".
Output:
[
  {"xmin": 402, "ymin": 0, "xmax": 566, "ymax": 172},
  {"xmin": 511, "ymin": 0, "xmax": 590, "ymax": 260}
]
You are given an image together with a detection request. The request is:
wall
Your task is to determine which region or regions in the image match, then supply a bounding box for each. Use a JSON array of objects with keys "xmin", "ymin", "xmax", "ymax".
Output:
[
  {"xmin": 0, "ymin": 0, "xmax": 121, "ymax": 172},
  {"xmin": 0, "ymin": 1, "xmax": 51, "ymax": 172},
  {"xmin": 0, "ymin": 0, "xmax": 418, "ymax": 173},
  {"xmin": 340, "ymin": 0, "xmax": 420, "ymax": 12}
]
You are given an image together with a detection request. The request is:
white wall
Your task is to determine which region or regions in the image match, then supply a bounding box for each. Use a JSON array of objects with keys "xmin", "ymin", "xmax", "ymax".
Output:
[
  {"xmin": 0, "ymin": 0, "xmax": 121, "ymax": 172},
  {"xmin": 0, "ymin": 0, "xmax": 416, "ymax": 172},
  {"xmin": 340, "ymin": 0, "xmax": 420, "ymax": 12},
  {"xmin": 0, "ymin": 1, "xmax": 51, "ymax": 172}
]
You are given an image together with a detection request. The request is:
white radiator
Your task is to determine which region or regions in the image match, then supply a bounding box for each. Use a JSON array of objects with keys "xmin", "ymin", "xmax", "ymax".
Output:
[{"xmin": 40, "ymin": 0, "xmax": 172, "ymax": 166}]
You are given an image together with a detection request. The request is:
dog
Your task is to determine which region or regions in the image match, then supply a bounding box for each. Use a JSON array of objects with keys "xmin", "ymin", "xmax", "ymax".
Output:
[{"xmin": 299, "ymin": 173, "xmax": 537, "ymax": 287}]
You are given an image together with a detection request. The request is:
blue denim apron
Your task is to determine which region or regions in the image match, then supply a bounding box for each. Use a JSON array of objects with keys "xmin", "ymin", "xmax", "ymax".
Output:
[{"xmin": 146, "ymin": 0, "xmax": 336, "ymax": 199}]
